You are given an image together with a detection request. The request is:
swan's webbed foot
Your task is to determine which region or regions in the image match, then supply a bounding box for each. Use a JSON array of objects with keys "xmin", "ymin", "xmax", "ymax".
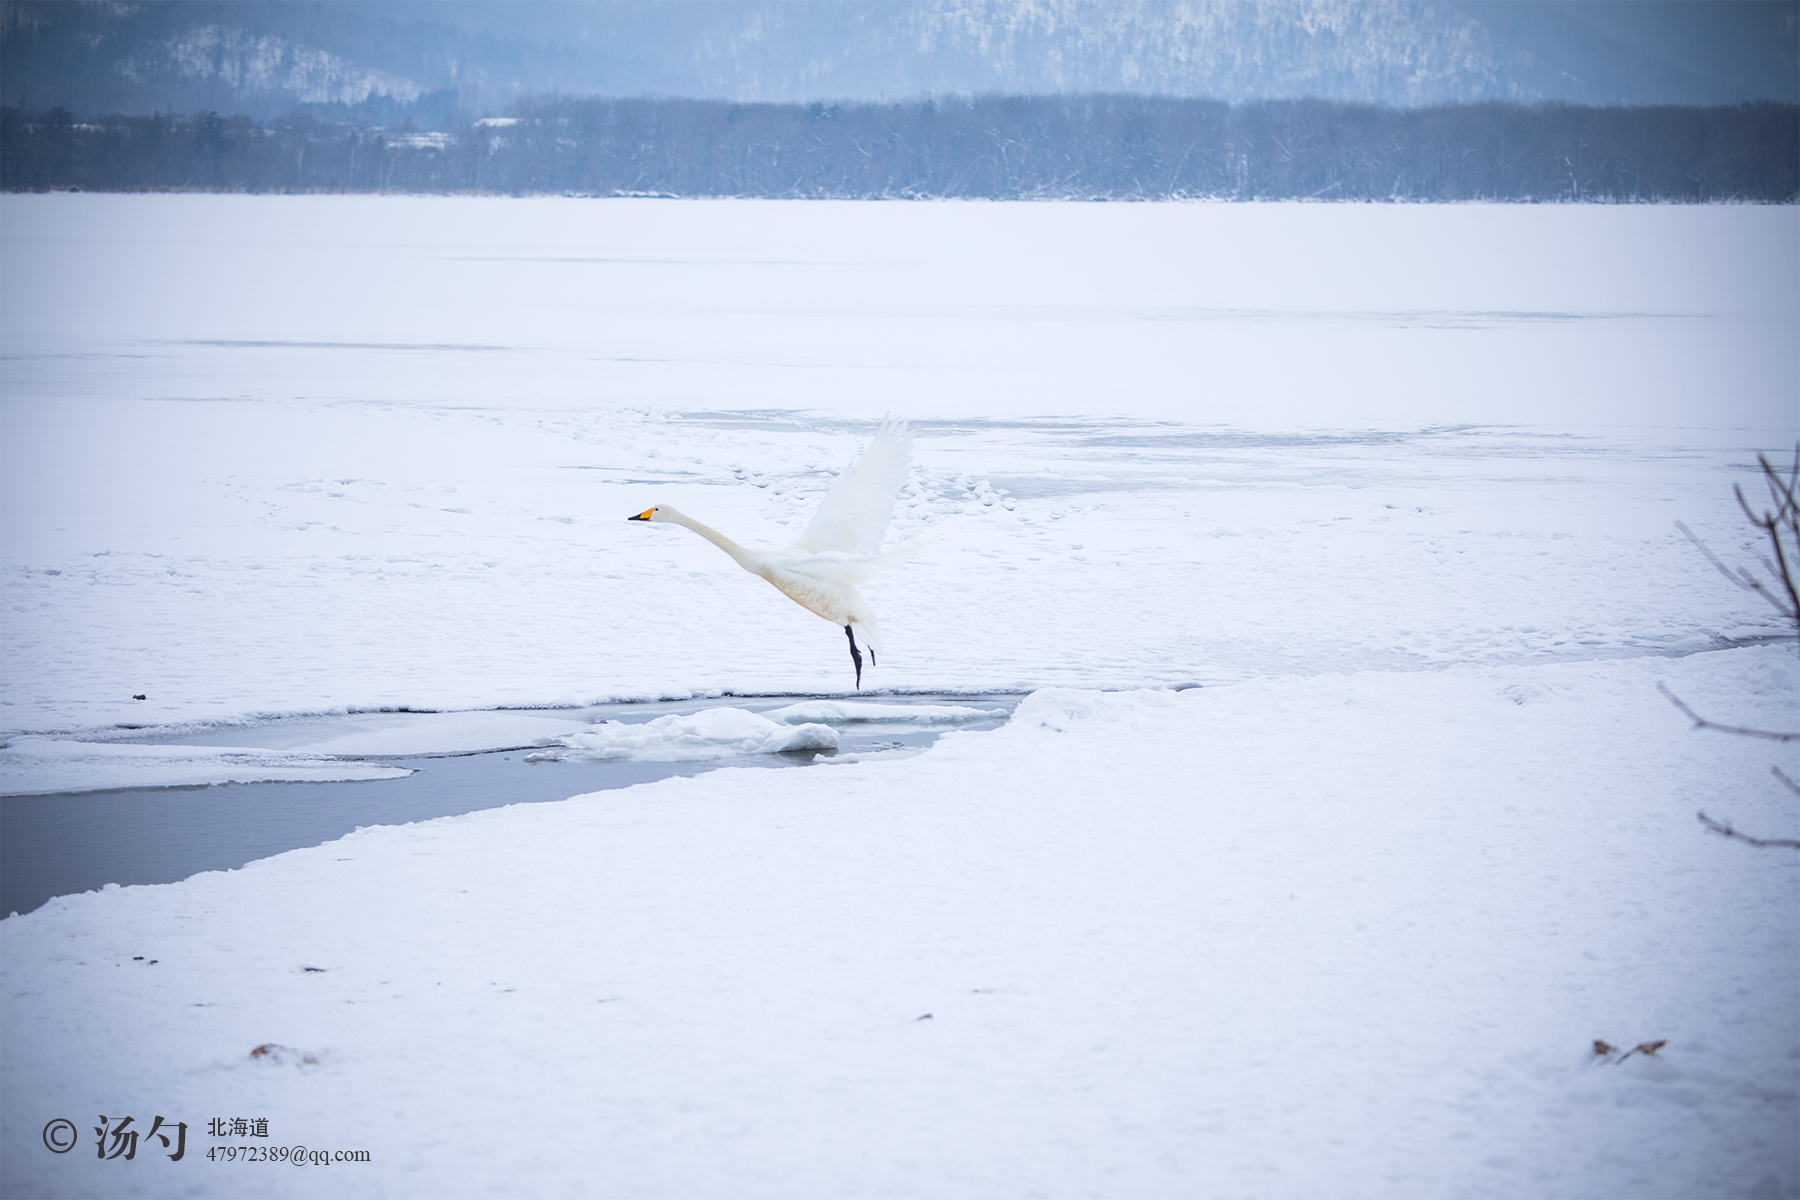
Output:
[{"xmin": 845, "ymin": 624, "xmax": 863, "ymax": 690}]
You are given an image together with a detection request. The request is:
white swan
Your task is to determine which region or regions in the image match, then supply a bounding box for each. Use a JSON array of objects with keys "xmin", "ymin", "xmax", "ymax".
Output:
[{"xmin": 628, "ymin": 418, "xmax": 915, "ymax": 688}]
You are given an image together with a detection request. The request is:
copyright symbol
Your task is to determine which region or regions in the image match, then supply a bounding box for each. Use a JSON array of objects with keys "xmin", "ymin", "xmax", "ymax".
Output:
[{"xmin": 42, "ymin": 1119, "xmax": 77, "ymax": 1154}]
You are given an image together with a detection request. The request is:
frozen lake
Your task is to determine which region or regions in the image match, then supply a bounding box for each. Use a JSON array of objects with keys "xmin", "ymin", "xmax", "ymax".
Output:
[
  {"xmin": 2, "ymin": 197, "xmax": 1795, "ymax": 732},
  {"xmin": 1, "ymin": 196, "xmax": 1795, "ymax": 1200}
]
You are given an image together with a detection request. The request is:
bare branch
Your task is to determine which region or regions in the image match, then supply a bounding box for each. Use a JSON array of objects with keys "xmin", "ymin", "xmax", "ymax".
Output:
[
  {"xmin": 1676, "ymin": 518, "xmax": 1794, "ymax": 620},
  {"xmin": 1697, "ymin": 811, "xmax": 1800, "ymax": 850},
  {"xmin": 1676, "ymin": 518, "xmax": 1757, "ymax": 585},
  {"xmin": 1657, "ymin": 683, "xmax": 1800, "ymax": 742},
  {"xmin": 1727, "ymin": 447, "xmax": 1800, "ymax": 625},
  {"xmin": 1675, "ymin": 449, "xmax": 1800, "ymax": 853}
]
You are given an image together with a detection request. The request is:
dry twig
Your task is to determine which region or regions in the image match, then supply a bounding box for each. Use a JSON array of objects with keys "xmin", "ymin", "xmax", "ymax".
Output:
[
  {"xmin": 1676, "ymin": 447, "xmax": 1800, "ymax": 626},
  {"xmin": 1656, "ymin": 683, "xmax": 1799, "ymax": 743},
  {"xmin": 1666, "ymin": 450, "xmax": 1800, "ymax": 850},
  {"xmin": 1695, "ymin": 811, "xmax": 1800, "ymax": 850}
]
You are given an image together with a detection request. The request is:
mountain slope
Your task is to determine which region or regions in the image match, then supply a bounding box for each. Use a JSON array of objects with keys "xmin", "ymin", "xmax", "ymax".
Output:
[{"xmin": 2, "ymin": 0, "xmax": 1794, "ymax": 123}]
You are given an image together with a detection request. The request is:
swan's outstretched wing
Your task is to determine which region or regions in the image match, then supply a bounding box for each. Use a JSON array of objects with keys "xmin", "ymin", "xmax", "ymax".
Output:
[{"xmin": 793, "ymin": 417, "xmax": 912, "ymax": 556}]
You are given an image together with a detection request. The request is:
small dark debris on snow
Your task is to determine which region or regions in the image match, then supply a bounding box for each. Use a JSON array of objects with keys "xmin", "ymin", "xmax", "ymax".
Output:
[
  {"xmin": 250, "ymin": 1043, "xmax": 319, "ymax": 1065},
  {"xmin": 1591, "ymin": 1038, "xmax": 1667, "ymax": 1064},
  {"xmin": 1617, "ymin": 1040, "xmax": 1667, "ymax": 1064}
]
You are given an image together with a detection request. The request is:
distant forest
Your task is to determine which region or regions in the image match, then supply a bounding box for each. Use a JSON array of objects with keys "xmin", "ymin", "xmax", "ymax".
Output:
[{"xmin": 4, "ymin": 95, "xmax": 1795, "ymax": 202}]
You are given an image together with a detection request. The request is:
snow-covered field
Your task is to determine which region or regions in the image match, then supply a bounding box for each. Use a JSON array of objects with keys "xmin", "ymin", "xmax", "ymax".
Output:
[{"xmin": 1, "ymin": 195, "xmax": 1796, "ymax": 1198}]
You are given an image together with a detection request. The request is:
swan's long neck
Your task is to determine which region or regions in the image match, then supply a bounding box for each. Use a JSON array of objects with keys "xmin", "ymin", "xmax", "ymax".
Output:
[{"xmin": 666, "ymin": 510, "xmax": 762, "ymax": 573}]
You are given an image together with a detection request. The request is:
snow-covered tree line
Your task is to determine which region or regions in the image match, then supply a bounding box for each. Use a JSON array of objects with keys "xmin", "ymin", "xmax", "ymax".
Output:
[{"xmin": 4, "ymin": 95, "xmax": 1795, "ymax": 201}]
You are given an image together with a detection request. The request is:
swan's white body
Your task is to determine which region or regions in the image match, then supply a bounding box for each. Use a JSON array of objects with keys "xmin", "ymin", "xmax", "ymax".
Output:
[{"xmin": 628, "ymin": 419, "xmax": 914, "ymax": 684}]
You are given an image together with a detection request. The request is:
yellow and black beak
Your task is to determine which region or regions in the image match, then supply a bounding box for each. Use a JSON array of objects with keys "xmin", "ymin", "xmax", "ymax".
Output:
[{"xmin": 627, "ymin": 508, "xmax": 655, "ymax": 521}]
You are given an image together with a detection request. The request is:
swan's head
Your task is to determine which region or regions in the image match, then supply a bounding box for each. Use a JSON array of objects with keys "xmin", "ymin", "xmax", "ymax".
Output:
[{"xmin": 627, "ymin": 505, "xmax": 673, "ymax": 523}]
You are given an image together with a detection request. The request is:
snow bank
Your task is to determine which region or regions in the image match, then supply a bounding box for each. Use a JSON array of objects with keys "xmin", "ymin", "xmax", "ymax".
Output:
[
  {"xmin": 0, "ymin": 737, "xmax": 410, "ymax": 796},
  {"xmin": 1007, "ymin": 686, "xmax": 1189, "ymax": 732},
  {"xmin": 552, "ymin": 707, "xmax": 841, "ymax": 761}
]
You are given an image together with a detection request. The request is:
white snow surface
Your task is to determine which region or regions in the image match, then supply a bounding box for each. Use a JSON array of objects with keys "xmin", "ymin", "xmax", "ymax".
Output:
[{"xmin": 2, "ymin": 195, "xmax": 1797, "ymax": 1198}]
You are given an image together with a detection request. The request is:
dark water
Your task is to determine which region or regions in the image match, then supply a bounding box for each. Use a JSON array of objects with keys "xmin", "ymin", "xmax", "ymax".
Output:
[{"xmin": 2, "ymin": 695, "xmax": 1019, "ymax": 919}]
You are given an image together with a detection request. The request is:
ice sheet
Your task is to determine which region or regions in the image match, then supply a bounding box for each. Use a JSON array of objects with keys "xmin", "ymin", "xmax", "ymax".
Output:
[
  {"xmin": 203, "ymin": 710, "xmax": 594, "ymax": 757},
  {"xmin": 0, "ymin": 737, "xmax": 411, "ymax": 796}
]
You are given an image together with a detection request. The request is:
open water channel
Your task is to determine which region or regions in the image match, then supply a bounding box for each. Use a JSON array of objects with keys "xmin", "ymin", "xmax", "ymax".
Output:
[{"xmin": 2, "ymin": 693, "xmax": 1020, "ymax": 918}]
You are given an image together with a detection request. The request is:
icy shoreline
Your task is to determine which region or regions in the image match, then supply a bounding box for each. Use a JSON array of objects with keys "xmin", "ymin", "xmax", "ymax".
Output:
[
  {"xmin": 0, "ymin": 696, "xmax": 1021, "ymax": 918},
  {"xmin": 1, "ymin": 696, "xmax": 1018, "ymax": 795},
  {"xmin": 4, "ymin": 651, "xmax": 1795, "ymax": 1199}
]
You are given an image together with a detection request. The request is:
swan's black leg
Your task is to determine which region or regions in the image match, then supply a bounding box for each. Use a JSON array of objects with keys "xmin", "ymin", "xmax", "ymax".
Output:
[{"xmin": 844, "ymin": 624, "xmax": 863, "ymax": 690}]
